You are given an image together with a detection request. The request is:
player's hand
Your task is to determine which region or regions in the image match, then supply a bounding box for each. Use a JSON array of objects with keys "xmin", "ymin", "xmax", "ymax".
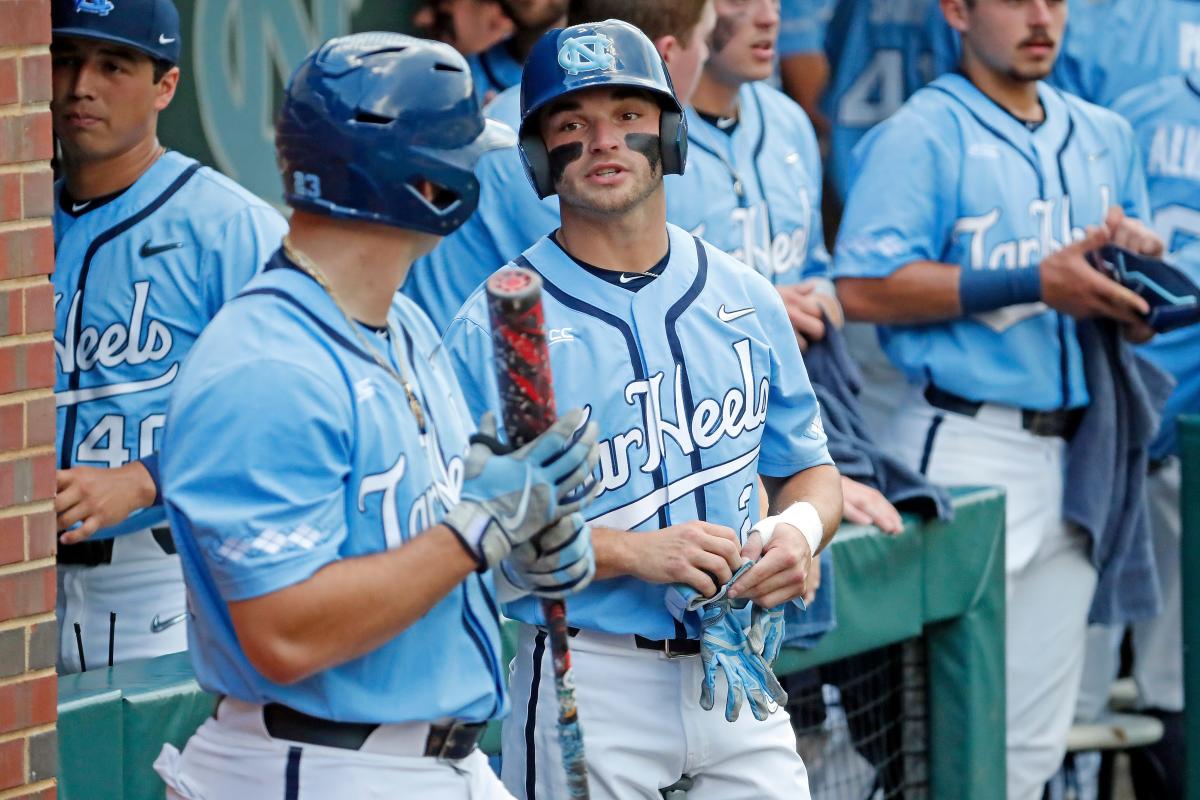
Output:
[
  {"xmin": 1040, "ymin": 224, "xmax": 1151, "ymax": 325},
  {"xmin": 1105, "ymin": 205, "xmax": 1164, "ymax": 258},
  {"xmin": 698, "ymin": 599, "xmax": 788, "ymax": 722},
  {"xmin": 444, "ymin": 409, "xmax": 600, "ymax": 570},
  {"xmin": 501, "ymin": 512, "xmax": 595, "ymax": 598},
  {"xmin": 727, "ymin": 523, "xmax": 813, "ymax": 608},
  {"xmin": 625, "ymin": 522, "xmax": 743, "ymax": 597},
  {"xmin": 840, "ymin": 476, "xmax": 903, "ymax": 534},
  {"xmin": 56, "ymin": 462, "xmax": 157, "ymax": 545},
  {"xmin": 776, "ymin": 283, "xmax": 828, "ymax": 350}
]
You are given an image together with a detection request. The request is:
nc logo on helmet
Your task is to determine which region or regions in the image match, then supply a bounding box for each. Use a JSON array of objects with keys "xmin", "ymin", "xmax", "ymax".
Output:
[
  {"xmin": 75, "ymin": 0, "xmax": 115, "ymax": 15},
  {"xmin": 558, "ymin": 34, "xmax": 616, "ymax": 75}
]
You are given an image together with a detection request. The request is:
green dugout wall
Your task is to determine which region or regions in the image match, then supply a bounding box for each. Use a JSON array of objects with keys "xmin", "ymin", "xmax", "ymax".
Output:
[{"xmin": 58, "ymin": 488, "xmax": 1007, "ymax": 799}]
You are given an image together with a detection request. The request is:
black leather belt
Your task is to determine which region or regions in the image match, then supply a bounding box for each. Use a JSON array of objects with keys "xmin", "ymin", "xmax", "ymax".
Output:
[
  {"xmin": 924, "ymin": 385, "xmax": 1083, "ymax": 441},
  {"xmin": 261, "ymin": 703, "xmax": 484, "ymax": 758},
  {"xmin": 633, "ymin": 635, "xmax": 701, "ymax": 657},
  {"xmin": 57, "ymin": 526, "xmax": 176, "ymax": 566}
]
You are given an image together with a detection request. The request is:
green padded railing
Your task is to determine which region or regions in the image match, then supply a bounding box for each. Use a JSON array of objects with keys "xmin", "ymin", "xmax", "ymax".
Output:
[{"xmin": 58, "ymin": 487, "xmax": 1006, "ymax": 800}]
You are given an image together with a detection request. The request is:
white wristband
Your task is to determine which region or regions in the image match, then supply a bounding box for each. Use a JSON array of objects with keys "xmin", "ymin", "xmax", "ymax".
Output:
[{"xmin": 750, "ymin": 501, "xmax": 823, "ymax": 557}]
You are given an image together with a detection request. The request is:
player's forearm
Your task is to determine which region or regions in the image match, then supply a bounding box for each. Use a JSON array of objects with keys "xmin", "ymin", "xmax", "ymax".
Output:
[
  {"xmin": 761, "ymin": 464, "xmax": 842, "ymax": 554},
  {"xmin": 837, "ymin": 261, "xmax": 964, "ymax": 324},
  {"xmin": 228, "ymin": 524, "xmax": 478, "ymax": 684}
]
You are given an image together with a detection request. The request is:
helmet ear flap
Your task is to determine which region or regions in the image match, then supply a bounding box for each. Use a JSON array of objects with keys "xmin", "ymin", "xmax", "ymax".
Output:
[
  {"xmin": 659, "ymin": 108, "xmax": 688, "ymax": 177},
  {"xmin": 520, "ymin": 131, "xmax": 556, "ymax": 199}
]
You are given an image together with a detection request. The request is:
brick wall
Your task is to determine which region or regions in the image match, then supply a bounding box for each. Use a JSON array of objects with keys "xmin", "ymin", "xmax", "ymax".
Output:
[{"xmin": 0, "ymin": 0, "xmax": 59, "ymax": 798}]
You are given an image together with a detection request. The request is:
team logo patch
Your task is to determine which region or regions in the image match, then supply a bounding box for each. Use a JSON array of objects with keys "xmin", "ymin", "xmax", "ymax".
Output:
[
  {"xmin": 75, "ymin": 0, "xmax": 115, "ymax": 15},
  {"xmin": 558, "ymin": 33, "xmax": 616, "ymax": 75}
]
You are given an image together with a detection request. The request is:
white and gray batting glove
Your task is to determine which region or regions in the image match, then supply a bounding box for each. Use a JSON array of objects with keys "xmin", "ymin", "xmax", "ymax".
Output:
[
  {"xmin": 501, "ymin": 512, "xmax": 596, "ymax": 598},
  {"xmin": 444, "ymin": 409, "xmax": 600, "ymax": 570}
]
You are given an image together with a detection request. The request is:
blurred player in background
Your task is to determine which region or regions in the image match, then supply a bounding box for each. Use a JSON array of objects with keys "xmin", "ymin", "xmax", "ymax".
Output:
[
  {"xmin": 1052, "ymin": 0, "xmax": 1200, "ymax": 108},
  {"xmin": 412, "ymin": 0, "xmax": 515, "ymax": 56},
  {"xmin": 1071, "ymin": 73, "xmax": 1200, "ymax": 799},
  {"xmin": 445, "ymin": 21, "xmax": 842, "ymax": 798},
  {"xmin": 666, "ymin": 0, "xmax": 905, "ymax": 531},
  {"xmin": 153, "ymin": 33, "xmax": 598, "ymax": 799},
  {"xmin": 834, "ymin": 0, "xmax": 1163, "ymax": 796},
  {"xmin": 467, "ymin": 0, "xmax": 567, "ymax": 102},
  {"xmin": 404, "ymin": 0, "xmax": 716, "ymax": 331},
  {"xmin": 49, "ymin": 0, "xmax": 286, "ymax": 673}
]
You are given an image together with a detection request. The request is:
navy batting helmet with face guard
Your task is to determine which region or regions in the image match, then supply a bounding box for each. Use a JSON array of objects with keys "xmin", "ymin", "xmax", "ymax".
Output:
[
  {"xmin": 276, "ymin": 32, "xmax": 515, "ymax": 236},
  {"xmin": 518, "ymin": 19, "xmax": 687, "ymax": 199}
]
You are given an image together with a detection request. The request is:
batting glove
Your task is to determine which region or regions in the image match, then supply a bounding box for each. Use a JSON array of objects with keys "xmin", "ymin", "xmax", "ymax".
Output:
[
  {"xmin": 698, "ymin": 599, "xmax": 789, "ymax": 723},
  {"xmin": 747, "ymin": 604, "xmax": 786, "ymax": 667},
  {"xmin": 444, "ymin": 409, "xmax": 599, "ymax": 570},
  {"xmin": 501, "ymin": 512, "xmax": 595, "ymax": 598}
]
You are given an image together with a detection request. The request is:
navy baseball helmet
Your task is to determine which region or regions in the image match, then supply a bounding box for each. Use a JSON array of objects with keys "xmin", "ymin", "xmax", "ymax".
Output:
[
  {"xmin": 276, "ymin": 32, "xmax": 515, "ymax": 236},
  {"xmin": 52, "ymin": 0, "xmax": 182, "ymax": 65},
  {"xmin": 518, "ymin": 19, "xmax": 687, "ymax": 199}
]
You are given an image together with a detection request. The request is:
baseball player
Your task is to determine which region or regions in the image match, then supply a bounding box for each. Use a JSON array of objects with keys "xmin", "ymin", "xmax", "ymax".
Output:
[
  {"xmin": 833, "ymin": 0, "xmax": 1161, "ymax": 797},
  {"xmin": 669, "ymin": 0, "xmax": 839, "ymax": 342},
  {"xmin": 413, "ymin": 0, "xmax": 515, "ymax": 56},
  {"xmin": 467, "ymin": 0, "xmax": 567, "ymax": 102},
  {"xmin": 49, "ymin": 0, "xmax": 287, "ymax": 673},
  {"xmin": 153, "ymin": 33, "xmax": 599, "ymax": 799},
  {"xmin": 444, "ymin": 21, "xmax": 843, "ymax": 799},
  {"xmin": 404, "ymin": 0, "xmax": 717, "ymax": 332},
  {"xmin": 666, "ymin": 0, "xmax": 903, "ymax": 530},
  {"xmin": 1052, "ymin": 0, "xmax": 1200, "ymax": 108},
  {"xmin": 1083, "ymin": 73, "xmax": 1200, "ymax": 799}
]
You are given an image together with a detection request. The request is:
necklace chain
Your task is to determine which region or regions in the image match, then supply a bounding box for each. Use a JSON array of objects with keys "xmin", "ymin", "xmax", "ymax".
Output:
[{"xmin": 282, "ymin": 237, "xmax": 427, "ymax": 433}]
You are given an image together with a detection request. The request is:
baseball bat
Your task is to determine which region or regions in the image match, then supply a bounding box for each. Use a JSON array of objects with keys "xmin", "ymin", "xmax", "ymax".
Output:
[{"xmin": 485, "ymin": 267, "xmax": 590, "ymax": 799}]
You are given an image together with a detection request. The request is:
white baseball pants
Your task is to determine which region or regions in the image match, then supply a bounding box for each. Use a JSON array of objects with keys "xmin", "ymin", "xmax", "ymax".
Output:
[
  {"xmin": 501, "ymin": 622, "xmax": 811, "ymax": 800},
  {"xmin": 56, "ymin": 528, "xmax": 187, "ymax": 674},
  {"xmin": 885, "ymin": 391, "xmax": 1097, "ymax": 800},
  {"xmin": 155, "ymin": 698, "xmax": 514, "ymax": 800}
]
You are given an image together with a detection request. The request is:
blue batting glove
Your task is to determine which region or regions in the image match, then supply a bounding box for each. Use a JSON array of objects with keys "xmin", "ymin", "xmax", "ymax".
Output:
[
  {"xmin": 698, "ymin": 599, "xmax": 788, "ymax": 722},
  {"xmin": 748, "ymin": 604, "xmax": 786, "ymax": 667}
]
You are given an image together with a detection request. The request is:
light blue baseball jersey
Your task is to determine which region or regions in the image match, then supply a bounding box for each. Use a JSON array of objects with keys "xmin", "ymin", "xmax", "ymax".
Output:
[
  {"xmin": 161, "ymin": 253, "xmax": 506, "ymax": 723},
  {"xmin": 1053, "ymin": 0, "xmax": 1200, "ymax": 108},
  {"xmin": 834, "ymin": 73, "xmax": 1151, "ymax": 410},
  {"xmin": 666, "ymin": 83, "xmax": 831, "ymax": 285},
  {"xmin": 53, "ymin": 151, "xmax": 286, "ymax": 539},
  {"xmin": 779, "ymin": 0, "xmax": 834, "ymax": 57},
  {"xmin": 1112, "ymin": 74, "xmax": 1200, "ymax": 458},
  {"xmin": 403, "ymin": 86, "xmax": 559, "ymax": 333},
  {"xmin": 444, "ymin": 224, "xmax": 833, "ymax": 639},
  {"xmin": 820, "ymin": 0, "xmax": 959, "ymax": 199},
  {"xmin": 467, "ymin": 40, "xmax": 524, "ymax": 103}
]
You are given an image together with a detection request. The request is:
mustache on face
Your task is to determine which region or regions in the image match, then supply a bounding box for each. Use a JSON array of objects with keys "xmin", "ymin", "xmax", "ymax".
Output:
[{"xmin": 1018, "ymin": 28, "xmax": 1055, "ymax": 48}]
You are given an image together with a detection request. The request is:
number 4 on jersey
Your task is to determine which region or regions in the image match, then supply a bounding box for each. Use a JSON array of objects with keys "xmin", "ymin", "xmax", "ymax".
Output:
[{"xmin": 76, "ymin": 413, "xmax": 165, "ymax": 468}]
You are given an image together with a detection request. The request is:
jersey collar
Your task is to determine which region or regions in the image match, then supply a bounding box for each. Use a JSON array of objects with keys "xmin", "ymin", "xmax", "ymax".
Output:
[
  {"xmin": 523, "ymin": 222, "xmax": 699, "ymax": 314},
  {"xmin": 54, "ymin": 151, "xmax": 200, "ymax": 233},
  {"xmin": 931, "ymin": 72, "xmax": 1073, "ymax": 159}
]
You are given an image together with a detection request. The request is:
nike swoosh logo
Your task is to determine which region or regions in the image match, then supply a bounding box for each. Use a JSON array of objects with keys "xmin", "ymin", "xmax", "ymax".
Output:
[
  {"xmin": 717, "ymin": 304, "xmax": 755, "ymax": 322},
  {"xmin": 140, "ymin": 240, "xmax": 184, "ymax": 258},
  {"xmin": 618, "ymin": 273, "xmax": 651, "ymax": 284},
  {"xmin": 159, "ymin": 35, "xmax": 176, "ymax": 44},
  {"xmin": 150, "ymin": 612, "xmax": 187, "ymax": 633},
  {"xmin": 71, "ymin": 201, "xmax": 91, "ymax": 212},
  {"xmin": 495, "ymin": 472, "xmax": 533, "ymax": 532},
  {"xmin": 56, "ymin": 363, "xmax": 179, "ymax": 407}
]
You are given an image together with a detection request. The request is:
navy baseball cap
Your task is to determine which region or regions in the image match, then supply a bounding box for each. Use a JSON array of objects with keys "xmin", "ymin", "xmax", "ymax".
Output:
[{"xmin": 52, "ymin": 0, "xmax": 182, "ymax": 65}]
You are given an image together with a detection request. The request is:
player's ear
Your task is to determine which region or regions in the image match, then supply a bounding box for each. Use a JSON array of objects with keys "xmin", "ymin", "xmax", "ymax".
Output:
[
  {"xmin": 655, "ymin": 35, "xmax": 679, "ymax": 66},
  {"xmin": 153, "ymin": 65, "xmax": 180, "ymax": 112},
  {"xmin": 939, "ymin": 0, "xmax": 971, "ymax": 33}
]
